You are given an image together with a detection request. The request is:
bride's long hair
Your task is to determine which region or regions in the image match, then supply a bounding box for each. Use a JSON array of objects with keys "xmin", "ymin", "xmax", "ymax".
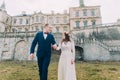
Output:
[{"xmin": 61, "ymin": 32, "xmax": 71, "ymax": 43}]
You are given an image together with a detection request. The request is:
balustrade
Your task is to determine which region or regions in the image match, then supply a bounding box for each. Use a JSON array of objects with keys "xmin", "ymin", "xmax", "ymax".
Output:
[{"xmin": 75, "ymin": 37, "xmax": 120, "ymax": 52}]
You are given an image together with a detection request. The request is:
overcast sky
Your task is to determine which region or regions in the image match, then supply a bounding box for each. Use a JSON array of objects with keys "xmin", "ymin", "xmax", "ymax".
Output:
[{"xmin": 0, "ymin": 0, "xmax": 120, "ymax": 24}]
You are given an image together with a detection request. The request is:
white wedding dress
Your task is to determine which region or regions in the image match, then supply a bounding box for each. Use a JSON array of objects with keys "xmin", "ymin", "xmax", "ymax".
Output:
[{"xmin": 57, "ymin": 40, "xmax": 77, "ymax": 80}]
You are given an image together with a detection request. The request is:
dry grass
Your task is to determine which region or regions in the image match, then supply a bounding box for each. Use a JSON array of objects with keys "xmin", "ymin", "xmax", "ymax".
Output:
[{"xmin": 0, "ymin": 60, "xmax": 120, "ymax": 80}]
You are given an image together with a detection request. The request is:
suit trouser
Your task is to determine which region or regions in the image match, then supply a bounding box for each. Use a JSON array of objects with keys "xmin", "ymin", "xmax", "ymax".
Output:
[{"xmin": 37, "ymin": 56, "xmax": 51, "ymax": 80}]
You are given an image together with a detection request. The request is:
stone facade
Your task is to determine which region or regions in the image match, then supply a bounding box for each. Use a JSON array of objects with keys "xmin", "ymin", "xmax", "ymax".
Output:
[
  {"xmin": 0, "ymin": 32, "xmax": 63, "ymax": 61},
  {"xmin": 0, "ymin": 0, "xmax": 120, "ymax": 61},
  {"xmin": 0, "ymin": 0, "xmax": 101, "ymax": 34},
  {"xmin": 70, "ymin": 6, "xmax": 102, "ymax": 31}
]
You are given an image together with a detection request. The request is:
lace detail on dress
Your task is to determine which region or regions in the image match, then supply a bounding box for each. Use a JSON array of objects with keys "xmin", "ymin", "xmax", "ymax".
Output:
[{"xmin": 57, "ymin": 40, "xmax": 76, "ymax": 80}]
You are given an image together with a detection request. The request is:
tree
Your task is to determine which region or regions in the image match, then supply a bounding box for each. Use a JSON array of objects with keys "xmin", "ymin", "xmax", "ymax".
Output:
[{"xmin": 107, "ymin": 28, "xmax": 120, "ymax": 40}]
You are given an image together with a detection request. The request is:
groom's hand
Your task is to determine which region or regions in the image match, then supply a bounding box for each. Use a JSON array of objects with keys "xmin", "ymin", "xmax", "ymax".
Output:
[
  {"xmin": 30, "ymin": 54, "xmax": 34, "ymax": 60},
  {"xmin": 52, "ymin": 44, "xmax": 57, "ymax": 50}
]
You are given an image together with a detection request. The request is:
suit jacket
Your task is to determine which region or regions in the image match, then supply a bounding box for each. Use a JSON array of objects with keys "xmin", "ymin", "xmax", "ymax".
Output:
[{"xmin": 30, "ymin": 31, "xmax": 56, "ymax": 57}]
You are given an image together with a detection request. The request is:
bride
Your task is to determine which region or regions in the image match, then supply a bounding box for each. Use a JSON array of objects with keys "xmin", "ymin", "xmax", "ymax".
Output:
[{"xmin": 57, "ymin": 32, "xmax": 77, "ymax": 80}]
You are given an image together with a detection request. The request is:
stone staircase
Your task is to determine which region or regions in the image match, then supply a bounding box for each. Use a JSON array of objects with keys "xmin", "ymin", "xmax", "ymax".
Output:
[{"xmin": 75, "ymin": 38, "xmax": 120, "ymax": 53}]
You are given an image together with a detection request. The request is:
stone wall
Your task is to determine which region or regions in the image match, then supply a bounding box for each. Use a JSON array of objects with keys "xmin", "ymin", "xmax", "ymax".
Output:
[
  {"xmin": 0, "ymin": 33, "xmax": 120, "ymax": 61},
  {"xmin": 82, "ymin": 39, "xmax": 120, "ymax": 61},
  {"xmin": 83, "ymin": 42, "xmax": 110, "ymax": 61},
  {"xmin": 0, "ymin": 37, "xmax": 32, "ymax": 60},
  {"xmin": 0, "ymin": 33, "xmax": 62, "ymax": 61}
]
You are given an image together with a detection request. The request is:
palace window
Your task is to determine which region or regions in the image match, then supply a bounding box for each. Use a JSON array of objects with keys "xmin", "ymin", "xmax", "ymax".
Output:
[
  {"xmin": 35, "ymin": 26, "xmax": 39, "ymax": 31},
  {"xmin": 35, "ymin": 16, "xmax": 39, "ymax": 22},
  {"xmin": 56, "ymin": 27, "xmax": 59, "ymax": 32},
  {"xmin": 26, "ymin": 19, "xmax": 29, "ymax": 24},
  {"xmin": 12, "ymin": 28, "xmax": 16, "ymax": 32},
  {"xmin": 41, "ymin": 26, "xmax": 43, "ymax": 31},
  {"xmin": 91, "ymin": 20, "xmax": 96, "ymax": 27},
  {"xmin": 91, "ymin": 9, "xmax": 95, "ymax": 16},
  {"xmin": 63, "ymin": 26, "xmax": 68, "ymax": 31},
  {"xmin": 56, "ymin": 17, "xmax": 59, "ymax": 23},
  {"xmin": 32, "ymin": 27, "xmax": 34, "ymax": 31},
  {"xmin": 32, "ymin": 17, "xmax": 34, "ymax": 23},
  {"xmin": 75, "ymin": 11, "xmax": 80, "ymax": 17},
  {"xmin": 5, "ymin": 28, "xmax": 7, "ymax": 32},
  {"xmin": 25, "ymin": 28, "xmax": 28, "ymax": 32},
  {"xmin": 48, "ymin": 17, "xmax": 53, "ymax": 24},
  {"xmin": 40, "ymin": 16, "xmax": 44, "ymax": 22},
  {"xmin": 76, "ymin": 21, "xmax": 80, "ymax": 28},
  {"xmin": 18, "ymin": 28, "xmax": 22, "ymax": 32},
  {"xmin": 14, "ymin": 19, "xmax": 17, "ymax": 24},
  {"xmin": 83, "ymin": 20, "xmax": 88, "ymax": 27},
  {"xmin": 19, "ymin": 18, "xmax": 23, "ymax": 24},
  {"xmin": 83, "ymin": 10, "xmax": 87, "ymax": 16},
  {"xmin": 63, "ymin": 17, "xmax": 67, "ymax": 23}
]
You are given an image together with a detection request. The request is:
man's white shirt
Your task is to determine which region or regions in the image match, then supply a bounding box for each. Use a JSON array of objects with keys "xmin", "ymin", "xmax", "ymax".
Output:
[{"xmin": 43, "ymin": 32, "xmax": 47, "ymax": 39}]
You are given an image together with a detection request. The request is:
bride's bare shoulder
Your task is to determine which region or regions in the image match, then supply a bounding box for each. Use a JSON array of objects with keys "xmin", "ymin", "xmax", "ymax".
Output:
[{"xmin": 70, "ymin": 38, "xmax": 74, "ymax": 42}]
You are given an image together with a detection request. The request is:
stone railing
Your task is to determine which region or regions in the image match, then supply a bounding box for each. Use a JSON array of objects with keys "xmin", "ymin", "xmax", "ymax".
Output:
[
  {"xmin": 95, "ymin": 39, "xmax": 120, "ymax": 52},
  {"xmin": 0, "ymin": 31, "xmax": 38, "ymax": 38},
  {"xmin": 93, "ymin": 39, "xmax": 109, "ymax": 50},
  {"xmin": 73, "ymin": 22, "xmax": 119, "ymax": 30},
  {"xmin": 75, "ymin": 38, "xmax": 120, "ymax": 52},
  {"xmin": 108, "ymin": 45, "xmax": 120, "ymax": 51},
  {"xmin": 0, "ymin": 31, "xmax": 63, "ymax": 38},
  {"xmin": 0, "ymin": 31, "xmax": 63, "ymax": 43}
]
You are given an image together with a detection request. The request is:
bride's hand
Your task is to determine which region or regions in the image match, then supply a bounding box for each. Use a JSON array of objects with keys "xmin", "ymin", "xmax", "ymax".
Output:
[{"xmin": 71, "ymin": 59, "xmax": 74, "ymax": 64}]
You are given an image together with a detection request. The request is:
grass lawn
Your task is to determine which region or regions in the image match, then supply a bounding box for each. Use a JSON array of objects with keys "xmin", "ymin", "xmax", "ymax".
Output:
[{"xmin": 0, "ymin": 60, "xmax": 120, "ymax": 80}]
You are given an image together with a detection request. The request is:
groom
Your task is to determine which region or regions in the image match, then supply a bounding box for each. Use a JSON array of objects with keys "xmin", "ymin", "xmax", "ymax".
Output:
[{"xmin": 30, "ymin": 24, "xmax": 57, "ymax": 80}]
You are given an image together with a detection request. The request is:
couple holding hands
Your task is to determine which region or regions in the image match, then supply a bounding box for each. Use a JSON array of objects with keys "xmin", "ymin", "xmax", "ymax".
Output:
[{"xmin": 30, "ymin": 24, "xmax": 76, "ymax": 80}]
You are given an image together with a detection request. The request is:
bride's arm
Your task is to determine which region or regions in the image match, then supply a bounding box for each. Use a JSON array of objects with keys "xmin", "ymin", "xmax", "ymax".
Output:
[
  {"xmin": 71, "ymin": 39, "xmax": 75, "ymax": 61},
  {"xmin": 56, "ymin": 42, "xmax": 61, "ymax": 50}
]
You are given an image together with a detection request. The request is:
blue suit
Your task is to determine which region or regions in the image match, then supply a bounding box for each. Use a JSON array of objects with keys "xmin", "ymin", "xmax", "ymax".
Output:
[{"xmin": 30, "ymin": 31, "xmax": 56, "ymax": 80}]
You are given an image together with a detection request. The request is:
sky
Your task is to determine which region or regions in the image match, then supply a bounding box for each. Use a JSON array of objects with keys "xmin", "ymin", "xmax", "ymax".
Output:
[{"xmin": 0, "ymin": 0, "xmax": 120, "ymax": 24}]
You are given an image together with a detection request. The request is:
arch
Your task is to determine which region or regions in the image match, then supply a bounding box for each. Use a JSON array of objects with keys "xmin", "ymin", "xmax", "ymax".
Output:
[
  {"xmin": 13, "ymin": 40, "xmax": 29, "ymax": 60},
  {"xmin": 75, "ymin": 46, "xmax": 84, "ymax": 61}
]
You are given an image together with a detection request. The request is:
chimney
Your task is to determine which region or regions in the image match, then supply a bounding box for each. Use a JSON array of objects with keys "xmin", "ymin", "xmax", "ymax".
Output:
[
  {"xmin": 79, "ymin": 0, "xmax": 85, "ymax": 7},
  {"xmin": 22, "ymin": 11, "xmax": 26, "ymax": 16},
  {"xmin": 64, "ymin": 10, "xmax": 67, "ymax": 14}
]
